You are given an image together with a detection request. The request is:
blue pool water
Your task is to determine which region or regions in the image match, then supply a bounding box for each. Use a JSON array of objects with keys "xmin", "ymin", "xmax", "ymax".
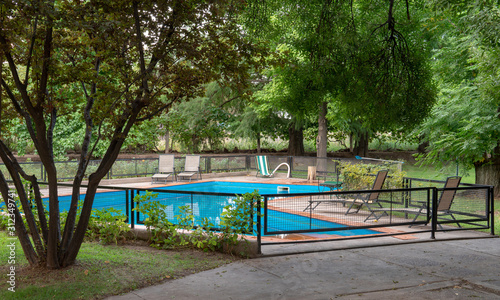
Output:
[
  {"xmin": 33, "ymin": 181, "xmax": 378, "ymax": 237},
  {"xmin": 160, "ymin": 181, "xmax": 320, "ymax": 194}
]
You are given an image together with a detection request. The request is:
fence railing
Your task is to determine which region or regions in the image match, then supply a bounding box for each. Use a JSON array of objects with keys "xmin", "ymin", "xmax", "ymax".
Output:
[
  {"xmin": 33, "ymin": 177, "xmax": 494, "ymax": 255},
  {"xmin": 0, "ymin": 154, "xmax": 403, "ymax": 181},
  {"xmin": 1, "ymin": 157, "xmax": 493, "ymax": 255}
]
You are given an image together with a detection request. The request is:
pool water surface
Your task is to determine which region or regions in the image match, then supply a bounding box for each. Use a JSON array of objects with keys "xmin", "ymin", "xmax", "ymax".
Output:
[{"xmin": 45, "ymin": 181, "xmax": 380, "ymax": 237}]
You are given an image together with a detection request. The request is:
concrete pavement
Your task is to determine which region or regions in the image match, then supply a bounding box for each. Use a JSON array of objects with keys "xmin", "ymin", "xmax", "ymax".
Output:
[{"xmin": 106, "ymin": 234, "xmax": 500, "ymax": 300}]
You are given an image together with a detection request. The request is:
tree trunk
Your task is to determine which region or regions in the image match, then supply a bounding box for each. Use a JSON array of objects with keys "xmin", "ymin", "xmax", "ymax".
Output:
[
  {"xmin": 164, "ymin": 129, "xmax": 170, "ymax": 153},
  {"xmin": 288, "ymin": 122, "xmax": 304, "ymax": 156},
  {"xmin": 474, "ymin": 155, "xmax": 500, "ymax": 198},
  {"xmin": 317, "ymin": 101, "xmax": 328, "ymax": 172},
  {"xmin": 256, "ymin": 132, "xmax": 261, "ymax": 153},
  {"xmin": 353, "ymin": 131, "xmax": 369, "ymax": 157}
]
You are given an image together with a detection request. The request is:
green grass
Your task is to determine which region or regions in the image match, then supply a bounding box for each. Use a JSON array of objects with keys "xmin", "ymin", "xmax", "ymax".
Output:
[
  {"xmin": 402, "ymin": 161, "xmax": 499, "ymax": 233},
  {"xmin": 0, "ymin": 231, "xmax": 237, "ymax": 300},
  {"xmin": 403, "ymin": 162, "xmax": 475, "ymax": 184}
]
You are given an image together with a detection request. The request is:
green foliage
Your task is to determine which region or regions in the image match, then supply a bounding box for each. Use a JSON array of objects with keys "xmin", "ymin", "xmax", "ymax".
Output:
[
  {"xmin": 219, "ymin": 190, "xmax": 262, "ymax": 255},
  {"xmin": 248, "ymin": 0, "xmax": 436, "ymax": 149},
  {"xmin": 0, "ymin": 210, "xmax": 9, "ymax": 231},
  {"xmin": 133, "ymin": 190, "xmax": 262, "ymax": 256},
  {"xmin": 339, "ymin": 161, "xmax": 406, "ymax": 191},
  {"xmin": 414, "ymin": 83, "xmax": 500, "ymax": 168},
  {"xmin": 1, "ymin": 0, "xmax": 266, "ymax": 268},
  {"xmin": 414, "ymin": 1, "xmax": 500, "ymax": 169},
  {"xmin": 174, "ymin": 205, "xmax": 219, "ymax": 251},
  {"xmin": 133, "ymin": 193, "xmax": 219, "ymax": 250},
  {"xmin": 123, "ymin": 119, "xmax": 163, "ymax": 153},
  {"xmin": 163, "ymin": 94, "xmax": 230, "ymax": 153},
  {"xmin": 133, "ymin": 192, "xmax": 179, "ymax": 249},
  {"xmin": 86, "ymin": 208, "xmax": 130, "ymax": 245}
]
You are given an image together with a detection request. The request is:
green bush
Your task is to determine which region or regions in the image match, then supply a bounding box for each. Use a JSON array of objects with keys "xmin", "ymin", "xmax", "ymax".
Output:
[
  {"xmin": 86, "ymin": 208, "xmax": 130, "ymax": 244},
  {"xmin": 133, "ymin": 191, "xmax": 180, "ymax": 249},
  {"xmin": 219, "ymin": 190, "xmax": 262, "ymax": 256},
  {"xmin": 133, "ymin": 190, "xmax": 262, "ymax": 255},
  {"xmin": 339, "ymin": 160, "xmax": 406, "ymax": 191},
  {"xmin": 0, "ymin": 210, "xmax": 10, "ymax": 231}
]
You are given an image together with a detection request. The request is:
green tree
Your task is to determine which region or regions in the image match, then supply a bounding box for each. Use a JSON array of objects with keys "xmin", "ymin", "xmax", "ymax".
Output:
[
  {"xmin": 0, "ymin": 0, "xmax": 262, "ymax": 269},
  {"xmin": 247, "ymin": 0, "xmax": 436, "ymax": 158},
  {"xmin": 166, "ymin": 95, "xmax": 230, "ymax": 153},
  {"xmin": 415, "ymin": 0, "xmax": 500, "ymax": 194}
]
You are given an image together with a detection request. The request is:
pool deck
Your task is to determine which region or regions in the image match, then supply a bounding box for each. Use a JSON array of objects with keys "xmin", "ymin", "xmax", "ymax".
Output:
[{"xmin": 51, "ymin": 174, "xmax": 500, "ymax": 299}]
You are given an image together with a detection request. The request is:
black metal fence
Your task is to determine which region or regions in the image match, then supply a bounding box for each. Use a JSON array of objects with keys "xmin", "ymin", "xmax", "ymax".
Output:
[
  {"xmin": 35, "ymin": 177, "xmax": 495, "ymax": 255},
  {"xmin": 1, "ymin": 156, "xmax": 493, "ymax": 255},
  {"xmin": 0, "ymin": 154, "xmax": 402, "ymax": 181},
  {"xmin": 260, "ymin": 183, "xmax": 493, "ymax": 242}
]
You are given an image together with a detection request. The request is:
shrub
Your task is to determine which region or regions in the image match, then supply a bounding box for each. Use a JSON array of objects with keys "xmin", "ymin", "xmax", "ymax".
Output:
[
  {"xmin": 133, "ymin": 190, "xmax": 263, "ymax": 255},
  {"xmin": 339, "ymin": 160, "xmax": 406, "ymax": 191},
  {"xmin": 133, "ymin": 191, "xmax": 180, "ymax": 249},
  {"xmin": 86, "ymin": 207, "xmax": 130, "ymax": 244},
  {"xmin": 219, "ymin": 190, "xmax": 262, "ymax": 256}
]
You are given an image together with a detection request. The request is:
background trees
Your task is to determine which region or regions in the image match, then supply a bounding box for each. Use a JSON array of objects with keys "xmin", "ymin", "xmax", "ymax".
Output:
[
  {"xmin": 245, "ymin": 0, "xmax": 436, "ymax": 159},
  {"xmin": 0, "ymin": 0, "xmax": 263, "ymax": 269},
  {"xmin": 414, "ymin": 0, "xmax": 500, "ymax": 194}
]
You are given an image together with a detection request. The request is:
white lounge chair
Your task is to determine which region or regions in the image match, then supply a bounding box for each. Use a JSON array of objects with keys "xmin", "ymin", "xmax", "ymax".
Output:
[
  {"xmin": 177, "ymin": 155, "xmax": 202, "ymax": 182},
  {"xmin": 151, "ymin": 154, "xmax": 175, "ymax": 184}
]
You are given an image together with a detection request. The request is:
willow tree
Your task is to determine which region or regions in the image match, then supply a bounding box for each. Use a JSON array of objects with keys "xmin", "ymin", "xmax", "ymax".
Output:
[
  {"xmin": 247, "ymin": 0, "xmax": 436, "ymax": 157},
  {"xmin": 337, "ymin": 0, "xmax": 436, "ymax": 156},
  {"xmin": 0, "ymin": 0, "xmax": 263, "ymax": 269}
]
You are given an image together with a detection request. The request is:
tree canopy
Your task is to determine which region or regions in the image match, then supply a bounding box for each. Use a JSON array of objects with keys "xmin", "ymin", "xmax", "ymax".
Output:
[
  {"xmin": 246, "ymin": 0, "xmax": 436, "ymax": 156},
  {"xmin": 414, "ymin": 0, "xmax": 500, "ymax": 193},
  {"xmin": 0, "ymin": 0, "xmax": 264, "ymax": 268},
  {"xmin": 1, "ymin": 0, "xmax": 499, "ymax": 269}
]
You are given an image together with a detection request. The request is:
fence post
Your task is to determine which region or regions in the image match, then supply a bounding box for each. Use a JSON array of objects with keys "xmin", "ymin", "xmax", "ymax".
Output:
[
  {"xmin": 205, "ymin": 156, "xmax": 211, "ymax": 173},
  {"xmin": 134, "ymin": 158, "xmax": 138, "ymax": 176},
  {"xmin": 245, "ymin": 155, "xmax": 251, "ymax": 172},
  {"xmin": 490, "ymin": 186, "xmax": 495, "ymax": 236},
  {"xmin": 130, "ymin": 189, "xmax": 135, "ymax": 228},
  {"xmin": 257, "ymin": 196, "xmax": 262, "ymax": 255},
  {"xmin": 126, "ymin": 189, "xmax": 132, "ymax": 229},
  {"xmin": 431, "ymin": 187, "xmax": 438, "ymax": 239}
]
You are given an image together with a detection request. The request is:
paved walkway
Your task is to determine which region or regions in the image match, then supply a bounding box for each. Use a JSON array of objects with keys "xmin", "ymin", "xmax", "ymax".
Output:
[{"xmin": 106, "ymin": 234, "xmax": 500, "ymax": 300}]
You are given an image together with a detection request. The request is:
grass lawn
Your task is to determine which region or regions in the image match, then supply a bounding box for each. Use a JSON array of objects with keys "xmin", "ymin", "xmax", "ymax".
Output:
[
  {"xmin": 0, "ymin": 231, "xmax": 237, "ymax": 300},
  {"xmin": 402, "ymin": 162, "xmax": 475, "ymax": 184}
]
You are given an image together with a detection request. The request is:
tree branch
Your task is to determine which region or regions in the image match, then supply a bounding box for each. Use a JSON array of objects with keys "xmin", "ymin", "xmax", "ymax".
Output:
[{"xmin": 24, "ymin": 16, "xmax": 38, "ymax": 86}]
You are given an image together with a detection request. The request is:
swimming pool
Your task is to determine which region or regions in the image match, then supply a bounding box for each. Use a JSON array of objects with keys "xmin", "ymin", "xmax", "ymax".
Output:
[
  {"xmin": 160, "ymin": 181, "xmax": 320, "ymax": 194},
  {"xmin": 50, "ymin": 181, "xmax": 378, "ymax": 237}
]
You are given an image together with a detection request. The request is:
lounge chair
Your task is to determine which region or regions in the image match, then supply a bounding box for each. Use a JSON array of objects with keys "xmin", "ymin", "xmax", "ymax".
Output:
[
  {"xmin": 368, "ymin": 176, "xmax": 462, "ymax": 227},
  {"xmin": 255, "ymin": 155, "xmax": 291, "ymax": 178},
  {"xmin": 303, "ymin": 170, "xmax": 388, "ymax": 215},
  {"xmin": 177, "ymin": 155, "xmax": 202, "ymax": 182},
  {"xmin": 151, "ymin": 154, "xmax": 175, "ymax": 184},
  {"xmin": 344, "ymin": 170, "xmax": 389, "ymax": 220}
]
